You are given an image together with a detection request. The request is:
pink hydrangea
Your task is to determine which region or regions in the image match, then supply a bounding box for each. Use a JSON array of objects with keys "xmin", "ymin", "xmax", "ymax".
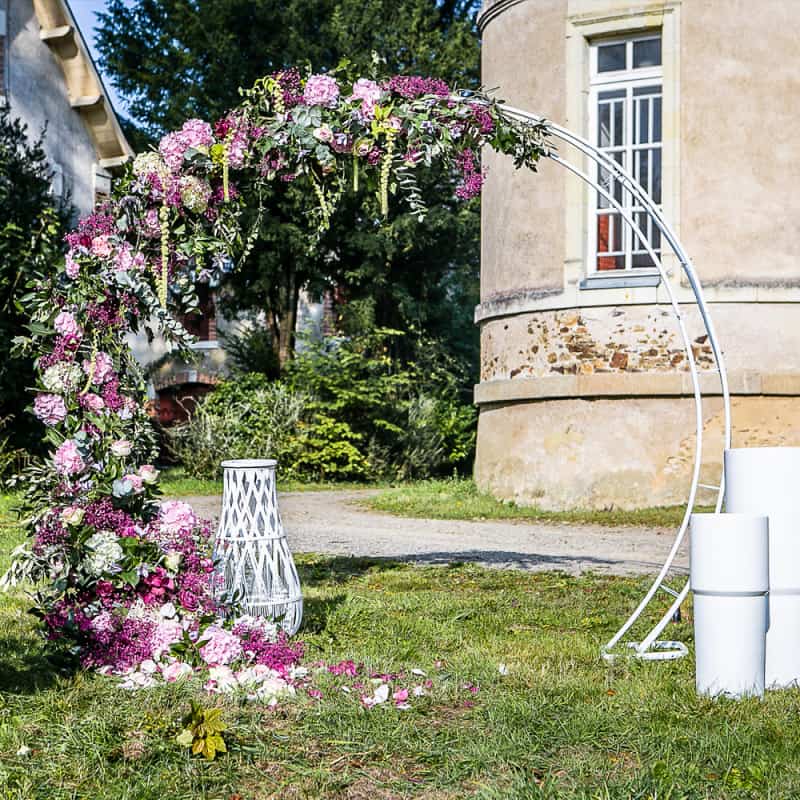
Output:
[
  {"xmin": 180, "ymin": 118, "xmax": 214, "ymax": 150},
  {"xmin": 199, "ymin": 625, "xmax": 243, "ymax": 666},
  {"xmin": 53, "ymin": 311, "xmax": 81, "ymax": 340},
  {"xmin": 350, "ymin": 78, "xmax": 382, "ymax": 116},
  {"xmin": 303, "ymin": 74, "xmax": 340, "ymax": 108},
  {"xmin": 54, "ymin": 440, "xmax": 85, "ymax": 475},
  {"xmin": 65, "ymin": 254, "xmax": 80, "ymax": 280},
  {"xmin": 159, "ymin": 131, "xmax": 186, "ymax": 172},
  {"xmin": 34, "ymin": 393, "xmax": 67, "ymax": 426},
  {"xmin": 83, "ymin": 351, "xmax": 115, "ymax": 385},
  {"xmin": 160, "ymin": 500, "xmax": 198, "ymax": 534}
]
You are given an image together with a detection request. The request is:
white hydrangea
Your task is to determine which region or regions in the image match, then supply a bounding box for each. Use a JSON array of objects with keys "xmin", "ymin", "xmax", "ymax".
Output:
[
  {"xmin": 132, "ymin": 152, "xmax": 170, "ymax": 181},
  {"xmin": 84, "ymin": 530, "xmax": 124, "ymax": 576},
  {"xmin": 42, "ymin": 363, "xmax": 83, "ymax": 393}
]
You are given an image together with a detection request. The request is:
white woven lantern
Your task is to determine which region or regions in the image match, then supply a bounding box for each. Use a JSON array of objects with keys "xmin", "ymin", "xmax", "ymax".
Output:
[{"xmin": 214, "ymin": 459, "xmax": 302, "ymax": 634}]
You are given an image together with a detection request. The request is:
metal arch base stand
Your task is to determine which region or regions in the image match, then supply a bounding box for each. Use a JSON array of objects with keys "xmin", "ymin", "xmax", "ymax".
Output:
[{"xmin": 492, "ymin": 103, "xmax": 732, "ymax": 662}]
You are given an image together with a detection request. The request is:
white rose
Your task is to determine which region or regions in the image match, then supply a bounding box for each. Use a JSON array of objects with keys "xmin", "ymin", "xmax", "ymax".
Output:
[
  {"xmin": 110, "ymin": 439, "xmax": 133, "ymax": 457},
  {"xmin": 60, "ymin": 506, "xmax": 85, "ymax": 526},
  {"xmin": 164, "ymin": 551, "xmax": 182, "ymax": 572},
  {"xmin": 138, "ymin": 464, "xmax": 159, "ymax": 483}
]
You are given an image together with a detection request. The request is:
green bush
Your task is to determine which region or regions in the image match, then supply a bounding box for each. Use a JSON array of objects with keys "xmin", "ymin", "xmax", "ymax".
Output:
[
  {"xmin": 167, "ymin": 379, "xmax": 306, "ymax": 479},
  {"xmin": 172, "ymin": 329, "xmax": 477, "ymax": 483}
]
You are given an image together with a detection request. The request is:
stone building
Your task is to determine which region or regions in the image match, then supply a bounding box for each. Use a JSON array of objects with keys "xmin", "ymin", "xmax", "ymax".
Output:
[
  {"xmin": 476, "ymin": 0, "xmax": 800, "ymax": 509},
  {"xmin": 1, "ymin": 0, "xmax": 132, "ymax": 215}
]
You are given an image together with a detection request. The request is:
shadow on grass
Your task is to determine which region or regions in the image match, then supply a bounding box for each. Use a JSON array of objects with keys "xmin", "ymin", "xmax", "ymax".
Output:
[
  {"xmin": 0, "ymin": 633, "xmax": 73, "ymax": 694},
  {"xmin": 296, "ymin": 555, "xmax": 412, "ymax": 587}
]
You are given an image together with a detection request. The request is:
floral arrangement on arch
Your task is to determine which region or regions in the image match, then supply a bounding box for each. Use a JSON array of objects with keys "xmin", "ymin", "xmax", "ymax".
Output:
[{"xmin": 3, "ymin": 66, "xmax": 548, "ymax": 698}]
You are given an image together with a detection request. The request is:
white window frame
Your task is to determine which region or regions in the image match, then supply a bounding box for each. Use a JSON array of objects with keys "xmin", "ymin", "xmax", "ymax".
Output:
[{"xmin": 587, "ymin": 33, "xmax": 663, "ymax": 277}]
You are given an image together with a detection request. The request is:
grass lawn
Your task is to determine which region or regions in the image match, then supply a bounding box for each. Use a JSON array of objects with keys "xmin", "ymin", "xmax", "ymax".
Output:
[
  {"xmin": 2, "ymin": 493, "xmax": 798, "ymax": 799},
  {"xmin": 365, "ymin": 478, "xmax": 716, "ymax": 529},
  {"xmin": 160, "ymin": 468, "xmax": 380, "ymax": 498}
]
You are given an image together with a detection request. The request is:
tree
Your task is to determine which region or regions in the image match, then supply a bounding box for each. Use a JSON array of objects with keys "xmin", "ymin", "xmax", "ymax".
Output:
[
  {"xmin": 96, "ymin": 0, "xmax": 482, "ymax": 376},
  {"xmin": 0, "ymin": 105, "xmax": 69, "ymax": 454}
]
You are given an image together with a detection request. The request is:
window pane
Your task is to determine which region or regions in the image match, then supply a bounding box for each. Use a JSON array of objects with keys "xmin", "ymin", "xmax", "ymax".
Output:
[
  {"xmin": 598, "ymin": 43, "xmax": 626, "ymax": 72},
  {"xmin": 613, "ymin": 100, "xmax": 624, "ymax": 146},
  {"xmin": 653, "ymin": 97, "xmax": 662, "ymax": 142},
  {"xmin": 633, "ymin": 37, "xmax": 661, "ymax": 68},
  {"xmin": 596, "ymin": 215, "xmax": 625, "ymax": 271},
  {"xmin": 652, "ymin": 149, "xmax": 662, "ymax": 203},
  {"xmin": 598, "ymin": 103, "xmax": 611, "ymax": 148}
]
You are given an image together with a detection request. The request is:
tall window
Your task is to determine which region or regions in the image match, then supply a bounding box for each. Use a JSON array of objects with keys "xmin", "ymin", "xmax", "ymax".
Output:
[{"xmin": 589, "ymin": 34, "xmax": 662, "ymax": 273}]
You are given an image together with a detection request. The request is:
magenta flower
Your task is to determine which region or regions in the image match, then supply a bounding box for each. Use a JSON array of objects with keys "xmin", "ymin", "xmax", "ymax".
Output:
[
  {"xmin": 79, "ymin": 393, "xmax": 105, "ymax": 413},
  {"xmin": 34, "ymin": 393, "xmax": 67, "ymax": 426},
  {"xmin": 303, "ymin": 74, "xmax": 340, "ymax": 108},
  {"xmin": 54, "ymin": 440, "xmax": 85, "ymax": 475}
]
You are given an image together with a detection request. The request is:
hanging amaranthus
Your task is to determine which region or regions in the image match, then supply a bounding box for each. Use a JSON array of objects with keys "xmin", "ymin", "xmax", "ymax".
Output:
[
  {"xmin": 380, "ymin": 130, "xmax": 396, "ymax": 218},
  {"xmin": 159, "ymin": 205, "xmax": 170, "ymax": 307}
]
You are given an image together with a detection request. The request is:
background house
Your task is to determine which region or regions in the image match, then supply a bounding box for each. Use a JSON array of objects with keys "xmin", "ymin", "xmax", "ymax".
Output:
[
  {"xmin": 476, "ymin": 0, "xmax": 800, "ymax": 509},
  {"xmin": 1, "ymin": 0, "xmax": 132, "ymax": 215}
]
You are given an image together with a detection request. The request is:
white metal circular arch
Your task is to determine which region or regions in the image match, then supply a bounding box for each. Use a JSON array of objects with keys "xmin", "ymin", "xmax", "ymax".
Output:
[{"xmin": 495, "ymin": 104, "xmax": 732, "ymax": 660}]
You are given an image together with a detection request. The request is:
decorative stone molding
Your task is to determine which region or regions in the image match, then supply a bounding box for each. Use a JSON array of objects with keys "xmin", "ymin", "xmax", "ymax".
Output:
[
  {"xmin": 474, "ymin": 370, "xmax": 800, "ymax": 405},
  {"xmin": 32, "ymin": 0, "xmax": 132, "ymax": 167}
]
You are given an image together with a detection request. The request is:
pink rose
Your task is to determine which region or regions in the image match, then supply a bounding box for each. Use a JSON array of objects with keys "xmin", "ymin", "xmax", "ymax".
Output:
[
  {"xmin": 110, "ymin": 439, "xmax": 132, "ymax": 457},
  {"xmin": 54, "ymin": 440, "xmax": 85, "ymax": 476},
  {"xmin": 138, "ymin": 464, "xmax": 159, "ymax": 484},
  {"xmin": 91, "ymin": 235, "xmax": 113, "ymax": 259},
  {"xmin": 123, "ymin": 474, "xmax": 144, "ymax": 493},
  {"xmin": 303, "ymin": 74, "xmax": 340, "ymax": 108},
  {"xmin": 53, "ymin": 311, "xmax": 81, "ymax": 340},
  {"xmin": 34, "ymin": 393, "xmax": 67, "ymax": 426}
]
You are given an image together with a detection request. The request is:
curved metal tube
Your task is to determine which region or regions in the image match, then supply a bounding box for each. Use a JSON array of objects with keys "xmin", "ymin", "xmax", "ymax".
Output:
[{"xmin": 496, "ymin": 104, "xmax": 732, "ymax": 660}]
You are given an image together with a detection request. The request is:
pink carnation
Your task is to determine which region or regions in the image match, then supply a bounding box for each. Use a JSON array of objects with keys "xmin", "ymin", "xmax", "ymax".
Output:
[
  {"xmin": 150, "ymin": 619, "xmax": 183, "ymax": 659},
  {"xmin": 199, "ymin": 625, "xmax": 243, "ymax": 666},
  {"xmin": 91, "ymin": 235, "xmax": 114, "ymax": 259},
  {"xmin": 160, "ymin": 500, "xmax": 198, "ymax": 534},
  {"xmin": 303, "ymin": 74, "xmax": 340, "ymax": 108},
  {"xmin": 53, "ymin": 311, "xmax": 81, "ymax": 340},
  {"xmin": 79, "ymin": 393, "xmax": 105, "ymax": 413},
  {"xmin": 162, "ymin": 660, "xmax": 193, "ymax": 682},
  {"xmin": 34, "ymin": 393, "xmax": 67, "ymax": 426},
  {"xmin": 123, "ymin": 474, "xmax": 144, "ymax": 493},
  {"xmin": 54, "ymin": 440, "xmax": 85, "ymax": 475}
]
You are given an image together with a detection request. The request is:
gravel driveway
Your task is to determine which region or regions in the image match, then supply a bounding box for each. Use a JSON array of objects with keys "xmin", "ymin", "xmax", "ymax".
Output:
[{"xmin": 182, "ymin": 490, "xmax": 687, "ymax": 576}]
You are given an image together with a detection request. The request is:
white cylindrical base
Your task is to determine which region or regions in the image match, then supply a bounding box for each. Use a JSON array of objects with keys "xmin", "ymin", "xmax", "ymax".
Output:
[
  {"xmin": 693, "ymin": 594, "xmax": 767, "ymax": 699},
  {"xmin": 690, "ymin": 513, "xmax": 769, "ymax": 698},
  {"xmin": 726, "ymin": 448, "xmax": 800, "ymax": 688}
]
